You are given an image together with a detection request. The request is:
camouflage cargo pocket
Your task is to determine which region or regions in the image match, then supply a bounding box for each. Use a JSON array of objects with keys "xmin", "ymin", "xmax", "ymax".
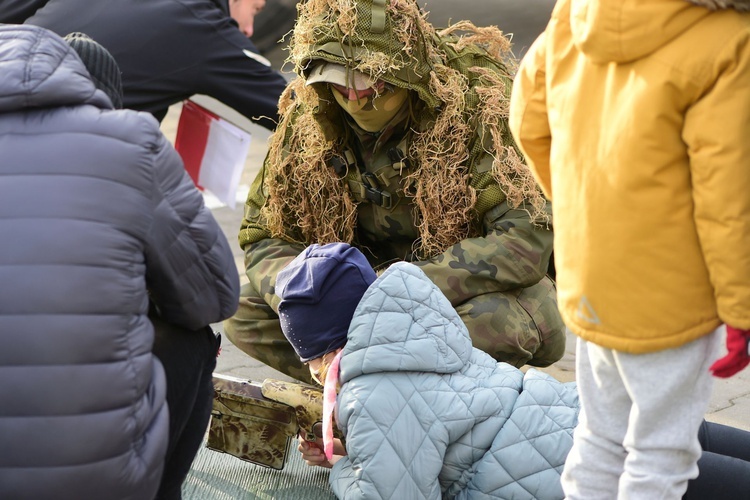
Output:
[{"xmin": 517, "ymin": 276, "xmax": 566, "ymax": 367}]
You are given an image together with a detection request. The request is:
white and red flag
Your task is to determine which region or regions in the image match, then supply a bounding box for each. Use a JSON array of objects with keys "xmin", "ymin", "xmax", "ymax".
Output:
[{"xmin": 174, "ymin": 99, "xmax": 251, "ymax": 209}]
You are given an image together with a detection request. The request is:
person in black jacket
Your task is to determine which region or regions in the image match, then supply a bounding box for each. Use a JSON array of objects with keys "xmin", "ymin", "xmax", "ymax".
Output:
[
  {"xmin": 1, "ymin": 0, "xmax": 287, "ymax": 129},
  {"xmin": 0, "ymin": 0, "xmax": 46, "ymax": 24}
]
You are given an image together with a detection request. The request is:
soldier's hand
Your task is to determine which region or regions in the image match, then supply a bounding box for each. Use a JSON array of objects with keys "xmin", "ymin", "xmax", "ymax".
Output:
[
  {"xmin": 297, "ymin": 435, "xmax": 344, "ymax": 468},
  {"xmin": 298, "ymin": 435, "xmax": 332, "ymax": 468}
]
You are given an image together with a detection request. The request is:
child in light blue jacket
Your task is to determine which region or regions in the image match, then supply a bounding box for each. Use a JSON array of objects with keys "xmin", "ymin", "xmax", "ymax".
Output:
[{"xmin": 277, "ymin": 243, "xmax": 750, "ymax": 500}]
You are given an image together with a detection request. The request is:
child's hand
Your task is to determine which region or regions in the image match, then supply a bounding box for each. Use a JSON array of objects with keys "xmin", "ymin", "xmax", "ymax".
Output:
[
  {"xmin": 297, "ymin": 435, "xmax": 345, "ymax": 468},
  {"xmin": 298, "ymin": 435, "xmax": 333, "ymax": 468}
]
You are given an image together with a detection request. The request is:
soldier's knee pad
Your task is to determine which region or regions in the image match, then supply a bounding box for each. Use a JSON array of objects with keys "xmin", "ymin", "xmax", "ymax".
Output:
[{"xmin": 456, "ymin": 276, "xmax": 565, "ymax": 367}]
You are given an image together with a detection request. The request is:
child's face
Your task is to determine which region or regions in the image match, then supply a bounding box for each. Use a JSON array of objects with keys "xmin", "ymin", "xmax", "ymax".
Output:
[
  {"xmin": 308, "ymin": 357, "xmax": 325, "ymax": 385},
  {"xmin": 307, "ymin": 349, "xmax": 341, "ymax": 386}
]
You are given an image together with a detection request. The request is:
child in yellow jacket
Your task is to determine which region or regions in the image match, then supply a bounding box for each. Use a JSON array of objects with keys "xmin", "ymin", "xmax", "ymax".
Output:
[{"xmin": 509, "ymin": 0, "xmax": 750, "ymax": 498}]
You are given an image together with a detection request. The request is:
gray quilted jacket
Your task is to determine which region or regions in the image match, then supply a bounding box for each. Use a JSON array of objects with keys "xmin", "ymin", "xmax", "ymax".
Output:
[
  {"xmin": 331, "ymin": 263, "xmax": 579, "ymax": 499},
  {"xmin": 0, "ymin": 25, "xmax": 239, "ymax": 499}
]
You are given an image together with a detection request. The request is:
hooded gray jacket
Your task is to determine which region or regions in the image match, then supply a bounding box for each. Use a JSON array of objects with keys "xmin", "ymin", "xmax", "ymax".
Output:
[
  {"xmin": 332, "ymin": 262, "xmax": 579, "ymax": 499},
  {"xmin": 0, "ymin": 25, "xmax": 239, "ymax": 500}
]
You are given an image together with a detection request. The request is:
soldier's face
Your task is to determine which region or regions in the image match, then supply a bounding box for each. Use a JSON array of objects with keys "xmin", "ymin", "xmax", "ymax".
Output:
[
  {"xmin": 330, "ymin": 81, "xmax": 384, "ymax": 101},
  {"xmin": 230, "ymin": 0, "xmax": 266, "ymax": 38},
  {"xmin": 331, "ymin": 83, "xmax": 409, "ymax": 132}
]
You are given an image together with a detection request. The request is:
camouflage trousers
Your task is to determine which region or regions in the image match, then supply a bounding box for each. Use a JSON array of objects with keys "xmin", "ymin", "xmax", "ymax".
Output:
[{"xmin": 224, "ymin": 276, "xmax": 566, "ymax": 383}]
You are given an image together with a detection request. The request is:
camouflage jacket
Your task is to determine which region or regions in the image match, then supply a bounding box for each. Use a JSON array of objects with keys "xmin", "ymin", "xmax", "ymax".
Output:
[{"xmin": 239, "ymin": 111, "xmax": 553, "ymax": 313}]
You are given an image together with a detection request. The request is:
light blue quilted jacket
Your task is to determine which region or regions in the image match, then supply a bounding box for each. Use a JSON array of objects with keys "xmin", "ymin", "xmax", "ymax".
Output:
[{"xmin": 330, "ymin": 262, "xmax": 579, "ymax": 499}]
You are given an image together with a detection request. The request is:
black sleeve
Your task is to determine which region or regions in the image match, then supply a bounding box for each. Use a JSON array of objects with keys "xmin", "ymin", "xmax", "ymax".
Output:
[
  {"xmin": 192, "ymin": 33, "xmax": 288, "ymax": 130},
  {"xmin": 163, "ymin": 0, "xmax": 289, "ymax": 131},
  {"xmin": 0, "ymin": 0, "xmax": 49, "ymax": 23},
  {"xmin": 24, "ymin": 0, "xmax": 288, "ymax": 130}
]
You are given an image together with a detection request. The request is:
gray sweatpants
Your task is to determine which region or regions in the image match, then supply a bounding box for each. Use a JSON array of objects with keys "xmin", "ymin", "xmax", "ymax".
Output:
[{"xmin": 561, "ymin": 328, "xmax": 720, "ymax": 500}]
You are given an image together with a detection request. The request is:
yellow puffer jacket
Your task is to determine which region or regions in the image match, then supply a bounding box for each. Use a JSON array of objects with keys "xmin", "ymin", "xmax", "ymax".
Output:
[{"xmin": 509, "ymin": 0, "xmax": 750, "ymax": 353}]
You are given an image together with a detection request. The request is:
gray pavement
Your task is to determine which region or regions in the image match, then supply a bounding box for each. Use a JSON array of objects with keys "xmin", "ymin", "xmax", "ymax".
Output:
[{"xmin": 160, "ymin": 99, "xmax": 750, "ymax": 434}]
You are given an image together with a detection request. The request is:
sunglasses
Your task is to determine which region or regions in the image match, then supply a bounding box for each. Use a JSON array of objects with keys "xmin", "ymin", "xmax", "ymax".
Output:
[{"xmin": 329, "ymin": 81, "xmax": 386, "ymax": 101}]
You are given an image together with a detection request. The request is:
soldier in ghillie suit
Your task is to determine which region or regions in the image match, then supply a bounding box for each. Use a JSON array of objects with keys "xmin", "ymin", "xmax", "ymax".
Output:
[{"xmin": 224, "ymin": 0, "xmax": 566, "ymax": 383}]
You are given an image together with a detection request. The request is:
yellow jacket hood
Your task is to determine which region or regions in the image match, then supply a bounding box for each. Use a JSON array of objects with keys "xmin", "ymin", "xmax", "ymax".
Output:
[{"xmin": 571, "ymin": 0, "xmax": 749, "ymax": 64}]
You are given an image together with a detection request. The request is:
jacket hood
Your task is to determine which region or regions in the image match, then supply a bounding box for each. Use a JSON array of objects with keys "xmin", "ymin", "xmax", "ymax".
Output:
[
  {"xmin": 0, "ymin": 25, "xmax": 110, "ymax": 113},
  {"xmin": 569, "ymin": 0, "xmax": 748, "ymax": 63},
  {"xmin": 339, "ymin": 262, "xmax": 473, "ymax": 382}
]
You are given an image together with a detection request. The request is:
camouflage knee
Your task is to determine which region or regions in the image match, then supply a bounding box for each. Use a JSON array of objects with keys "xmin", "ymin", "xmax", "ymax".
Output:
[
  {"xmin": 518, "ymin": 276, "xmax": 566, "ymax": 367},
  {"xmin": 224, "ymin": 283, "xmax": 312, "ymax": 384},
  {"xmin": 455, "ymin": 276, "xmax": 565, "ymax": 368}
]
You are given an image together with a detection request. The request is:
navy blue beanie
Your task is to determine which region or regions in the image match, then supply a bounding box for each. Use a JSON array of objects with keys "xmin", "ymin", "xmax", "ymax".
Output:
[{"xmin": 277, "ymin": 243, "xmax": 377, "ymax": 362}]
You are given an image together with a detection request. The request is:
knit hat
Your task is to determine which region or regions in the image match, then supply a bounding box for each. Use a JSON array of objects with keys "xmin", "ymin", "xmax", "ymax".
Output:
[
  {"xmin": 64, "ymin": 32, "xmax": 123, "ymax": 109},
  {"xmin": 277, "ymin": 243, "xmax": 377, "ymax": 362}
]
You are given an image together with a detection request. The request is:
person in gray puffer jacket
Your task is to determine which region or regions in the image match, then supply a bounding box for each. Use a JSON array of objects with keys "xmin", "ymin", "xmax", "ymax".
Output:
[
  {"xmin": 0, "ymin": 25, "xmax": 239, "ymax": 500},
  {"xmin": 276, "ymin": 243, "xmax": 579, "ymax": 499}
]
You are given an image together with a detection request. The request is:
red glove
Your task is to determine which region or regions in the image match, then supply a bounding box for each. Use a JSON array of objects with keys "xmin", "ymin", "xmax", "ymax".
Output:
[{"xmin": 710, "ymin": 326, "xmax": 750, "ymax": 378}]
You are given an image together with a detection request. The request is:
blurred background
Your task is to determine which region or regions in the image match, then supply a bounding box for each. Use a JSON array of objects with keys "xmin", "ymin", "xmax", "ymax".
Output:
[{"xmin": 252, "ymin": 0, "xmax": 557, "ymax": 70}]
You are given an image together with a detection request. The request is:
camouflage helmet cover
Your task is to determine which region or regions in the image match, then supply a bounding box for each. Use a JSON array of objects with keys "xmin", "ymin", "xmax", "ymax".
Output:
[{"xmin": 290, "ymin": 0, "xmax": 440, "ymax": 107}]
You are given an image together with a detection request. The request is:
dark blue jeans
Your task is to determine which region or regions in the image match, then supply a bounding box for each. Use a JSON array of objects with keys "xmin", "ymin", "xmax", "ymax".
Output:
[
  {"xmin": 150, "ymin": 308, "xmax": 218, "ymax": 500},
  {"xmin": 684, "ymin": 420, "xmax": 750, "ymax": 499}
]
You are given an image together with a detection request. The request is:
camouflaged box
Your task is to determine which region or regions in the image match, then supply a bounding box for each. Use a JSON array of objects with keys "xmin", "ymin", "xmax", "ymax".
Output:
[{"xmin": 207, "ymin": 374, "xmax": 298, "ymax": 470}]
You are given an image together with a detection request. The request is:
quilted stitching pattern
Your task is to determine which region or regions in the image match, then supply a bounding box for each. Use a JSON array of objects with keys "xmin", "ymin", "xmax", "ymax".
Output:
[
  {"xmin": 330, "ymin": 263, "xmax": 579, "ymax": 499},
  {"xmin": 457, "ymin": 371, "xmax": 579, "ymax": 499}
]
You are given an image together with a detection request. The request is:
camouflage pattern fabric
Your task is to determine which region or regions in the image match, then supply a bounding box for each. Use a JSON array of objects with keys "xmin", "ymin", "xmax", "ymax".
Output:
[
  {"xmin": 207, "ymin": 375, "xmax": 298, "ymax": 469},
  {"xmin": 224, "ymin": 0, "xmax": 566, "ymax": 379},
  {"xmin": 208, "ymin": 375, "xmax": 337, "ymax": 469},
  {"xmin": 224, "ymin": 119, "xmax": 565, "ymax": 377},
  {"xmin": 224, "ymin": 238, "xmax": 313, "ymax": 384},
  {"xmin": 261, "ymin": 378, "xmax": 342, "ymax": 443}
]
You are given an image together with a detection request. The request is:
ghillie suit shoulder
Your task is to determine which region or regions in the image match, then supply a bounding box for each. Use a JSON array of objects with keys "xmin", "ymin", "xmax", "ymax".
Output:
[{"xmin": 263, "ymin": 0, "xmax": 547, "ymax": 257}]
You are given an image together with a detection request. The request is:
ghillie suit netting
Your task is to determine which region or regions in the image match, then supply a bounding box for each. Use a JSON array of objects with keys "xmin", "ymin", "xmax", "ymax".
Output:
[{"xmin": 262, "ymin": 0, "xmax": 548, "ymax": 258}]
